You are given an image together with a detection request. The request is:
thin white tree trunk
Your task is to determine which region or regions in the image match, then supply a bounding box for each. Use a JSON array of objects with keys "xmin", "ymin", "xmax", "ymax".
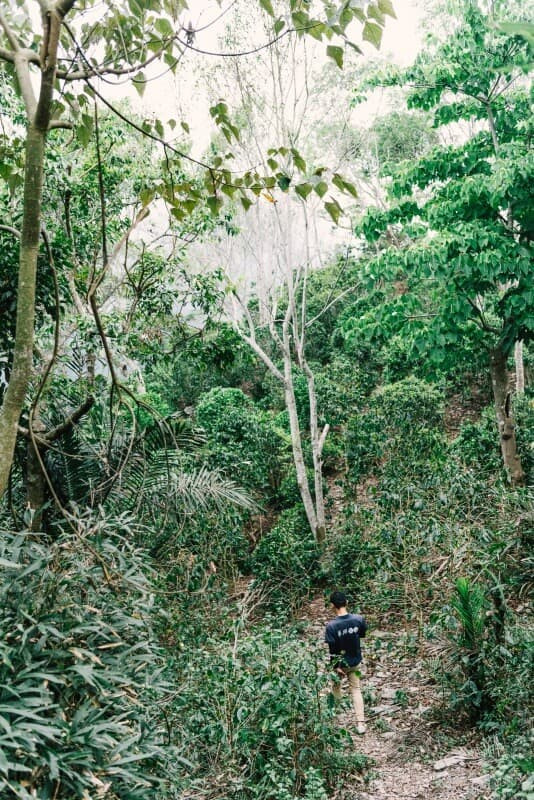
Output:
[{"xmin": 515, "ymin": 340, "xmax": 525, "ymax": 394}]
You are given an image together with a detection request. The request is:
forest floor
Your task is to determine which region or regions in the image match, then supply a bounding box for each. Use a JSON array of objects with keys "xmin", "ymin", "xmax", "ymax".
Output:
[{"xmin": 299, "ymin": 596, "xmax": 491, "ymax": 800}]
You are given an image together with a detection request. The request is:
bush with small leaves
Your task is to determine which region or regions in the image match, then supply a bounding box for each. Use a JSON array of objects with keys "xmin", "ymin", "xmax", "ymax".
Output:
[
  {"xmin": 168, "ymin": 628, "xmax": 369, "ymax": 799},
  {"xmin": 196, "ymin": 386, "xmax": 282, "ymax": 495},
  {"xmin": 346, "ymin": 377, "xmax": 447, "ymax": 483},
  {"xmin": 251, "ymin": 506, "xmax": 323, "ymax": 613}
]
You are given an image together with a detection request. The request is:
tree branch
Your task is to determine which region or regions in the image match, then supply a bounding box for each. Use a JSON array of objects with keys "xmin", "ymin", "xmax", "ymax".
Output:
[
  {"xmin": 0, "ymin": 9, "xmax": 21, "ymax": 52},
  {"xmin": 46, "ymin": 396, "xmax": 95, "ymax": 441}
]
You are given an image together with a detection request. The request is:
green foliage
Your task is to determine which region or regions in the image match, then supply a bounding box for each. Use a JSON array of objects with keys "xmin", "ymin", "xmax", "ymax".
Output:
[
  {"xmin": 169, "ymin": 627, "xmax": 368, "ymax": 799},
  {"xmin": 196, "ymin": 387, "xmax": 282, "ymax": 494},
  {"xmin": 251, "ymin": 507, "xmax": 323, "ymax": 613},
  {"xmin": 371, "ymin": 110, "xmax": 438, "ymax": 174},
  {"xmin": 0, "ymin": 516, "xmax": 172, "ymax": 799},
  {"xmin": 358, "ymin": 4, "xmax": 534, "ymax": 370},
  {"xmin": 329, "ymin": 530, "xmax": 382, "ymax": 602},
  {"xmin": 488, "ymin": 735, "xmax": 534, "ymax": 800},
  {"xmin": 452, "ymin": 406, "xmax": 502, "ymax": 473},
  {"xmin": 346, "ymin": 377, "xmax": 447, "ymax": 482},
  {"xmin": 515, "ymin": 393, "xmax": 534, "ymax": 486}
]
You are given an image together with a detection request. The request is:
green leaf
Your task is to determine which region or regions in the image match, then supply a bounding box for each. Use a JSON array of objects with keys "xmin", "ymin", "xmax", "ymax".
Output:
[
  {"xmin": 207, "ymin": 195, "xmax": 223, "ymax": 215},
  {"xmin": 314, "ymin": 180, "xmax": 328, "ymax": 197},
  {"xmin": 132, "ymin": 72, "xmax": 146, "ymax": 96},
  {"xmin": 277, "ymin": 175, "xmax": 291, "ymax": 191},
  {"xmin": 180, "ymin": 120, "xmax": 189, "ymax": 133},
  {"xmin": 241, "ymin": 196, "xmax": 253, "ymax": 211},
  {"xmin": 324, "ymin": 199, "xmax": 342, "ymax": 224},
  {"xmin": 326, "ymin": 45, "xmax": 344, "ymax": 69},
  {"xmin": 221, "ymin": 183, "xmax": 237, "ymax": 197},
  {"xmin": 362, "ymin": 21, "xmax": 382, "ymax": 48},
  {"xmin": 291, "ymin": 148, "xmax": 306, "ymax": 173},
  {"xmin": 332, "ymin": 173, "xmax": 358, "ymax": 198},
  {"xmin": 139, "ymin": 188, "xmax": 155, "ymax": 207},
  {"xmin": 155, "ymin": 17, "xmax": 173, "ymax": 36},
  {"xmin": 274, "ymin": 18, "xmax": 285, "ymax": 35},
  {"xmin": 295, "ymin": 182, "xmax": 313, "ymax": 199},
  {"xmin": 259, "ymin": 0, "xmax": 275, "ymax": 16},
  {"xmin": 378, "ymin": 0, "xmax": 397, "ymax": 19}
]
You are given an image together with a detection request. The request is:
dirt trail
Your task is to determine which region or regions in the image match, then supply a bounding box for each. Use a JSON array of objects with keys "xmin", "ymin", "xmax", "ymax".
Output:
[{"xmin": 300, "ymin": 597, "xmax": 490, "ymax": 800}]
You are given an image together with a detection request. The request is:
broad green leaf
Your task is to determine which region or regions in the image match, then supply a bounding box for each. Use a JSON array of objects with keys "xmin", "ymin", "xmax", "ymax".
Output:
[
  {"xmin": 378, "ymin": 0, "xmax": 397, "ymax": 19},
  {"xmin": 295, "ymin": 182, "xmax": 313, "ymax": 199},
  {"xmin": 362, "ymin": 21, "xmax": 382, "ymax": 48},
  {"xmin": 291, "ymin": 149, "xmax": 307, "ymax": 173},
  {"xmin": 277, "ymin": 175, "xmax": 291, "ymax": 191},
  {"xmin": 326, "ymin": 45, "xmax": 344, "ymax": 69},
  {"xmin": 324, "ymin": 199, "xmax": 342, "ymax": 224},
  {"xmin": 274, "ymin": 18, "xmax": 285, "ymax": 35},
  {"xmin": 139, "ymin": 188, "xmax": 155, "ymax": 207},
  {"xmin": 314, "ymin": 180, "xmax": 328, "ymax": 197},
  {"xmin": 155, "ymin": 17, "xmax": 173, "ymax": 36},
  {"xmin": 221, "ymin": 184, "xmax": 237, "ymax": 197},
  {"xmin": 133, "ymin": 72, "xmax": 146, "ymax": 96},
  {"xmin": 207, "ymin": 195, "xmax": 223, "ymax": 215}
]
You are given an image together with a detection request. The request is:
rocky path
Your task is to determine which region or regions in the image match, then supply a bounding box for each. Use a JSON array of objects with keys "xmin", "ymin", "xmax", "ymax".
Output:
[{"xmin": 300, "ymin": 597, "xmax": 491, "ymax": 800}]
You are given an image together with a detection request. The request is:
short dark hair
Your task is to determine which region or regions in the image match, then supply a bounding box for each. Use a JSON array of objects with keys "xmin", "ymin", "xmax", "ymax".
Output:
[{"xmin": 330, "ymin": 590, "xmax": 347, "ymax": 609}]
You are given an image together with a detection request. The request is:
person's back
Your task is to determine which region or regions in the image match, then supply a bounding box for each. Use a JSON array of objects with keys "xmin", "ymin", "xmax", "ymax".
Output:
[
  {"xmin": 324, "ymin": 591, "xmax": 367, "ymax": 734},
  {"xmin": 324, "ymin": 611, "xmax": 366, "ymax": 669}
]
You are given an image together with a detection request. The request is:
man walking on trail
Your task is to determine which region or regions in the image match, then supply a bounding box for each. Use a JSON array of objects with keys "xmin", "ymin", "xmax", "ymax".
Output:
[{"xmin": 325, "ymin": 590, "xmax": 367, "ymax": 734}]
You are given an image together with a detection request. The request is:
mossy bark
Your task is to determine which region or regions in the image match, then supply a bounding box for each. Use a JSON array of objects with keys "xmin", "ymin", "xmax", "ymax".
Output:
[{"xmin": 0, "ymin": 125, "xmax": 46, "ymax": 496}]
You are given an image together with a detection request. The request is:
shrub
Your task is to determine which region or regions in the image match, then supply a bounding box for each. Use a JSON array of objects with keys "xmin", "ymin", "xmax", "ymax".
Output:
[
  {"xmin": 346, "ymin": 376, "xmax": 447, "ymax": 483},
  {"xmin": 169, "ymin": 628, "xmax": 368, "ymax": 799},
  {"xmin": 196, "ymin": 387, "xmax": 282, "ymax": 494},
  {"xmin": 451, "ymin": 406, "xmax": 502, "ymax": 474},
  {"xmin": 251, "ymin": 507, "xmax": 323, "ymax": 613}
]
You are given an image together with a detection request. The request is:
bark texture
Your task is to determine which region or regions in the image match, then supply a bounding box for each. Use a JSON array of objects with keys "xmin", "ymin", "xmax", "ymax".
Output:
[
  {"xmin": 0, "ymin": 124, "xmax": 46, "ymax": 495},
  {"xmin": 490, "ymin": 347, "xmax": 525, "ymax": 487},
  {"xmin": 0, "ymin": 5, "xmax": 70, "ymax": 496}
]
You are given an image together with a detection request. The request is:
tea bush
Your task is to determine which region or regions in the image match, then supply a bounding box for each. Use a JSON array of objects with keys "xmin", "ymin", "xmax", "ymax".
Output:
[
  {"xmin": 196, "ymin": 387, "xmax": 282, "ymax": 494},
  {"xmin": 346, "ymin": 377, "xmax": 447, "ymax": 483},
  {"xmin": 251, "ymin": 506, "xmax": 323, "ymax": 613},
  {"xmin": 169, "ymin": 628, "xmax": 369, "ymax": 799},
  {"xmin": 451, "ymin": 406, "xmax": 502, "ymax": 474}
]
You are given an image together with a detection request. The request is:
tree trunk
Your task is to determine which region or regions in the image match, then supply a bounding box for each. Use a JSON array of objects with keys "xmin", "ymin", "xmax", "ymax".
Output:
[
  {"xmin": 303, "ymin": 362, "xmax": 327, "ymax": 544},
  {"xmin": 489, "ymin": 346, "xmax": 525, "ymax": 487},
  {"xmin": 284, "ymin": 364, "xmax": 320, "ymax": 539},
  {"xmin": 26, "ymin": 412, "xmax": 48, "ymax": 531},
  {"xmin": 514, "ymin": 340, "xmax": 525, "ymax": 395},
  {"xmin": 0, "ymin": 124, "xmax": 46, "ymax": 496}
]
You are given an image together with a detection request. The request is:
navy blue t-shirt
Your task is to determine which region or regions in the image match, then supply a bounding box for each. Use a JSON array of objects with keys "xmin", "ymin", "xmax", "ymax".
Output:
[{"xmin": 324, "ymin": 613, "xmax": 367, "ymax": 669}]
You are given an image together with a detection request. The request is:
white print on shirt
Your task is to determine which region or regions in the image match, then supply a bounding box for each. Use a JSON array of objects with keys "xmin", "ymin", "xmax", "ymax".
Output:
[{"xmin": 337, "ymin": 627, "xmax": 359, "ymax": 637}]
